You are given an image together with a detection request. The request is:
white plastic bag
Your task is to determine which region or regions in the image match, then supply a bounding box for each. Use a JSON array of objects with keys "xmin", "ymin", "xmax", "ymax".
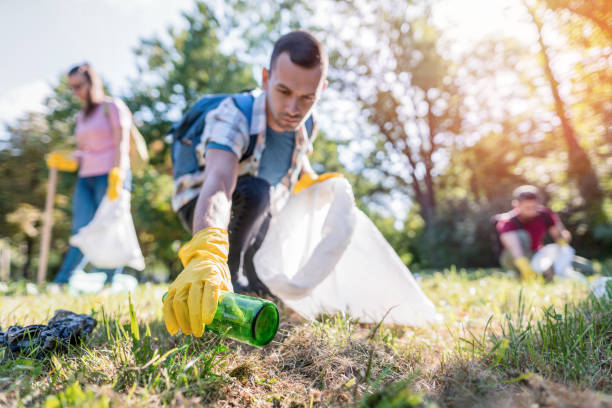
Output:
[
  {"xmin": 70, "ymin": 191, "xmax": 145, "ymax": 270},
  {"xmin": 531, "ymin": 243, "xmax": 586, "ymax": 282},
  {"xmin": 111, "ymin": 273, "xmax": 139, "ymax": 294},
  {"xmin": 590, "ymin": 277, "xmax": 612, "ymax": 300},
  {"xmin": 68, "ymin": 270, "xmax": 107, "ymax": 295},
  {"xmin": 254, "ymin": 177, "xmax": 437, "ymax": 326}
]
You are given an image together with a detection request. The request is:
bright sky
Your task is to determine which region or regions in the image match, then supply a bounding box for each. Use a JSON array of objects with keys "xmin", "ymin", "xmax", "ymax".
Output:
[
  {"xmin": 0, "ymin": 0, "xmax": 535, "ymax": 132},
  {"xmin": 0, "ymin": 0, "xmax": 193, "ymax": 124}
]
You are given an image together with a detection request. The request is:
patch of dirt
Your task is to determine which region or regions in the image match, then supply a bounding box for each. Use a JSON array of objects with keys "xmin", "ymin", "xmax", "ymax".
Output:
[
  {"xmin": 510, "ymin": 375, "xmax": 612, "ymax": 408},
  {"xmin": 427, "ymin": 359, "xmax": 612, "ymax": 408}
]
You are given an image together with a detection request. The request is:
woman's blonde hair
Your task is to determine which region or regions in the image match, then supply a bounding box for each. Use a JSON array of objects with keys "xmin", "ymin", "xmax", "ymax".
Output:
[{"xmin": 68, "ymin": 63, "xmax": 105, "ymax": 115}]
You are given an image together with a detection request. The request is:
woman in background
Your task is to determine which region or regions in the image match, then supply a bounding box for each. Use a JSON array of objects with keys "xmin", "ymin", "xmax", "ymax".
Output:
[{"xmin": 52, "ymin": 63, "xmax": 132, "ymax": 284}]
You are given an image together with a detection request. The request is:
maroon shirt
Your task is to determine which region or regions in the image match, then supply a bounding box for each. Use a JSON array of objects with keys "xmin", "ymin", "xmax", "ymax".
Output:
[{"xmin": 496, "ymin": 206, "xmax": 559, "ymax": 251}]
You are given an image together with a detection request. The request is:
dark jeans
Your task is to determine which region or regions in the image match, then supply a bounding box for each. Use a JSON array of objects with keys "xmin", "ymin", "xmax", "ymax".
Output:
[
  {"xmin": 54, "ymin": 172, "xmax": 131, "ymax": 284},
  {"xmin": 177, "ymin": 175, "xmax": 272, "ymax": 295}
]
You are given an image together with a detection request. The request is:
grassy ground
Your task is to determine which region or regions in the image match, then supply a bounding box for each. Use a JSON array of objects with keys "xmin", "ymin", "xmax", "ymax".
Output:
[{"xmin": 0, "ymin": 267, "xmax": 610, "ymax": 407}]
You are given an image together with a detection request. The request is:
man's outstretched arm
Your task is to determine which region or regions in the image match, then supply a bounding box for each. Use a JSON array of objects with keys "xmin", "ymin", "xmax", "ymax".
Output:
[
  {"xmin": 192, "ymin": 149, "xmax": 239, "ymax": 232},
  {"xmin": 164, "ymin": 148, "xmax": 239, "ymax": 338}
]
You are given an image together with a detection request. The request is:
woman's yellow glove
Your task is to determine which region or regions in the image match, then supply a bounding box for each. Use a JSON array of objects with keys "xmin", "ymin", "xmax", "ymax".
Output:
[
  {"xmin": 514, "ymin": 256, "xmax": 538, "ymax": 281},
  {"xmin": 46, "ymin": 151, "xmax": 78, "ymax": 172},
  {"xmin": 163, "ymin": 228, "xmax": 233, "ymax": 337},
  {"xmin": 106, "ymin": 167, "xmax": 123, "ymax": 201},
  {"xmin": 292, "ymin": 172, "xmax": 343, "ymax": 194}
]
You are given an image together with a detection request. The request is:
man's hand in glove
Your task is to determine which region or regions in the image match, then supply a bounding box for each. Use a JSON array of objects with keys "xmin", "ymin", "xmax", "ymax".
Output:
[
  {"xmin": 514, "ymin": 256, "xmax": 538, "ymax": 281},
  {"xmin": 163, "ymin": 228, "xmax": 233, "ymax": 337}
]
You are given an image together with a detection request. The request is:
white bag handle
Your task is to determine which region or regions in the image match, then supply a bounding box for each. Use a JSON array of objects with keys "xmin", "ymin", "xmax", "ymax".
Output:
[{"xmin": 255, "ymin": 178, "xmax": 356, "ymax": 299}]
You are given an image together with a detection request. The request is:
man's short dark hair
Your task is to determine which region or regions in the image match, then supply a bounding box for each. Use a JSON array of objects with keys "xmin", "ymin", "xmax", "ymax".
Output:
[
  {"xmin": 513, "ymin": 185, "xmax": 540, "ymax": 201},
  {"xmin": 270, "ymin": 31, "xmax": 328, "ymax": 74}
]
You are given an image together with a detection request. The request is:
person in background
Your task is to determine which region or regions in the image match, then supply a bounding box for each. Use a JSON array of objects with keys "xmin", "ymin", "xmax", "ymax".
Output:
[
  {"xmin": 496, "ymin": 185, "xmax": 590, "ymax": 280},
  {"xmin": 48, "ymin": 63, "xmax": 132, "ymax": 284}
]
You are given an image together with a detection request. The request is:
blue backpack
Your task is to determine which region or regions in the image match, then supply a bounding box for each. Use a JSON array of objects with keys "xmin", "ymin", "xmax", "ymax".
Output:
[
  {"xmin": 169, "ymin": 92, "xmax": 256, "ymax": 179},
  {"xmin": 169, "ymin": 91, "xmax": 315, "ymax": 179}
]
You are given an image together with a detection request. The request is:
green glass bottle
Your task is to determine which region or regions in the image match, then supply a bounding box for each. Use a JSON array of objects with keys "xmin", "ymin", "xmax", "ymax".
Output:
[{"xmin": 163, "ymin": 291, "xmax": 279, "ymax": 347}]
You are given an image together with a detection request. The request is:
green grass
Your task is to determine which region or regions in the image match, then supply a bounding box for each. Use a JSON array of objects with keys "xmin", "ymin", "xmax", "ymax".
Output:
[
  {"xmin": 0, "ymin": 268, "xmax": 610, "ymax": 407},
  {"xmin": 470, "ymin": 288, "xmax": 612, "ymax": 389}
]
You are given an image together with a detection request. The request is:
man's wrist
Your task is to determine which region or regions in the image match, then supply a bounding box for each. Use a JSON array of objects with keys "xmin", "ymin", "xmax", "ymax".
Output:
[{"xmin": 178, "ymin": 227, "xmax": 229, "ymax": 266}]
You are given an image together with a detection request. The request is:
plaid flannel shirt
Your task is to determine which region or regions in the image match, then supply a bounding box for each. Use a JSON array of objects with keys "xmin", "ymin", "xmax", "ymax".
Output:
[{"xmin": 172, "ymin": 89, "xmax": 317, "ymax": 213}]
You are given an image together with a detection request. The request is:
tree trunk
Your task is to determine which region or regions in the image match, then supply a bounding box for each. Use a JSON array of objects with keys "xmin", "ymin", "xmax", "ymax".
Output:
[{"xmin": 526, "ymin": 2, "xmax": 603, "ymax": 210}]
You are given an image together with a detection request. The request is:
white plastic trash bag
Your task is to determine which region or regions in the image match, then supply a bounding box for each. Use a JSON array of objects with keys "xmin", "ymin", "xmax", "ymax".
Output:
[
  {"xmin": 68, "ymin": 270, "xmax": 107, "ymax": 296},
  {"xmin": 590, "ymin": 277, "xmax": 612, "ymax": 300},
  {"xmin": 111, "ymin": 273, "xmax": 139, "ymax": 294},
  {"xmin": 70, "ymin": 191, "xmax": 145, "ymax": 271},
  {"xmin": 531, "ymin": 243, "xmax": 586, "ymax": 282},
  {"xmin": 254, "ymin": 177, "xmax": 437, "ymax": 326}
]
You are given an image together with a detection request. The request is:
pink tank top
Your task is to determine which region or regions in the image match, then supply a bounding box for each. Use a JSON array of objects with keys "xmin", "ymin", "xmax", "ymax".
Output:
[{"xmin": 75, "ymin": 97, "xmax": 131, "ymax": 177}]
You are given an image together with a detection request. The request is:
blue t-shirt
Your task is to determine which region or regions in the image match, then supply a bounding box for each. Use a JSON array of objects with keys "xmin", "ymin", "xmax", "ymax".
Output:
[
  {"xmin": 206, "ymin": 126, "xmax": 295, "ymax": 187},
  {"xmin": 258, "ymin": 127, "xmax": 296, "ymax": 186}
]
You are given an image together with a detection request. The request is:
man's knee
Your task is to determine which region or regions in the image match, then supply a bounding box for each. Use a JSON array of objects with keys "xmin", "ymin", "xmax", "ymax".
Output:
[
  {"xmin": 515, "ymin": 230, "xmax": 532, "ymax": 253},
  {"xmin": 232, "ymin": 176, "xmax": 270, "ymax": 216}
]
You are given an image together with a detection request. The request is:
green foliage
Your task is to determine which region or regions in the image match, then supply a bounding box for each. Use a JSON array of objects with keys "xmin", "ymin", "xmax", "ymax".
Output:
[
  {"xmin": 329, "ymin": 0, "xmax": 462, "ymax": 226},
  {"xmin": 415, "ymin": 199, "xmax": 498, "ymax": 268},
  {"xmin": 130, "ymin": 168, "xmax": 186, "ymax": 280},
  {"xmin": 127, "ymin": 2, "xmax": 257, "ymax": 156},
  {"xmin": 360, "ymin": 378, "xmax": 436, "ymax": 408},
  {"xmin": 45, "ymin": 382, "xmax": 109, "ymax": 408},
  {"xmin": 465, "ymin": 290, "xmax": 612, "ymax": 391},
  {"xmin": 106, "ymin": 307, "xmax": 232, "ymax": 399}
]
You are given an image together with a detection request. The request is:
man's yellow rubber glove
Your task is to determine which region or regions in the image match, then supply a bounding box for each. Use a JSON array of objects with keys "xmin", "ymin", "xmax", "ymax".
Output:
[
  {"xmin": 106, "ymin": 167, "xmax": 123, "ymax": 201},
  {"xmin": 46, "ymin": 151, "xmax": 78, "ymax": 172},
  {"xmin": 163, "ymin": 228, "xmax": 233, "ymax": 337},
  {"xmin": 556, "ymin": 238, "xmax": 568, "ymax": 246},
  {"xmin": 293, "ymin": 172, "xmax": 343, "ymax": 194},
  {"xmin": 514, "ymin": 256, "xmax": 538, "ymax": 281}
]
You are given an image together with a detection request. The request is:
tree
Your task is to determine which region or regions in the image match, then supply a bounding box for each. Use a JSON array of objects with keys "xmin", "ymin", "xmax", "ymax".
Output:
[
  {"xmin": 523, "ymin": 0, "xmax": 604, "ymax": 215},
  {"xmin": 0, "ymin": 106, "xmax": 76, "ymax": 279},
  {"xmin": 329, "ymin": 0, "xmax": 463, "ymax": 228},
  {"xmin": 544, "ymin": 0, "xmax": 612, "ymax": 38}
]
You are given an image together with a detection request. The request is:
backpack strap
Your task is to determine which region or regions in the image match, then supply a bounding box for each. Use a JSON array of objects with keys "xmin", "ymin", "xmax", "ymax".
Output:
[
  {"xmin": 231, "ymin": 93, "xmax": 254, "ymax": 124},
  {"xmin": 231, "ymin": 93, "xmax": 258, "ymax": 163},
  {"xmin": 510, "ymin": 215, "xmax": 523, "ymax": 230},
  {"xmin": 539, "ymin": 208, "xmax": 554, "ymax": 227},
  {"xmin": 305, "ymin": 115, "xmax": 314, "ymax": 138}
]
